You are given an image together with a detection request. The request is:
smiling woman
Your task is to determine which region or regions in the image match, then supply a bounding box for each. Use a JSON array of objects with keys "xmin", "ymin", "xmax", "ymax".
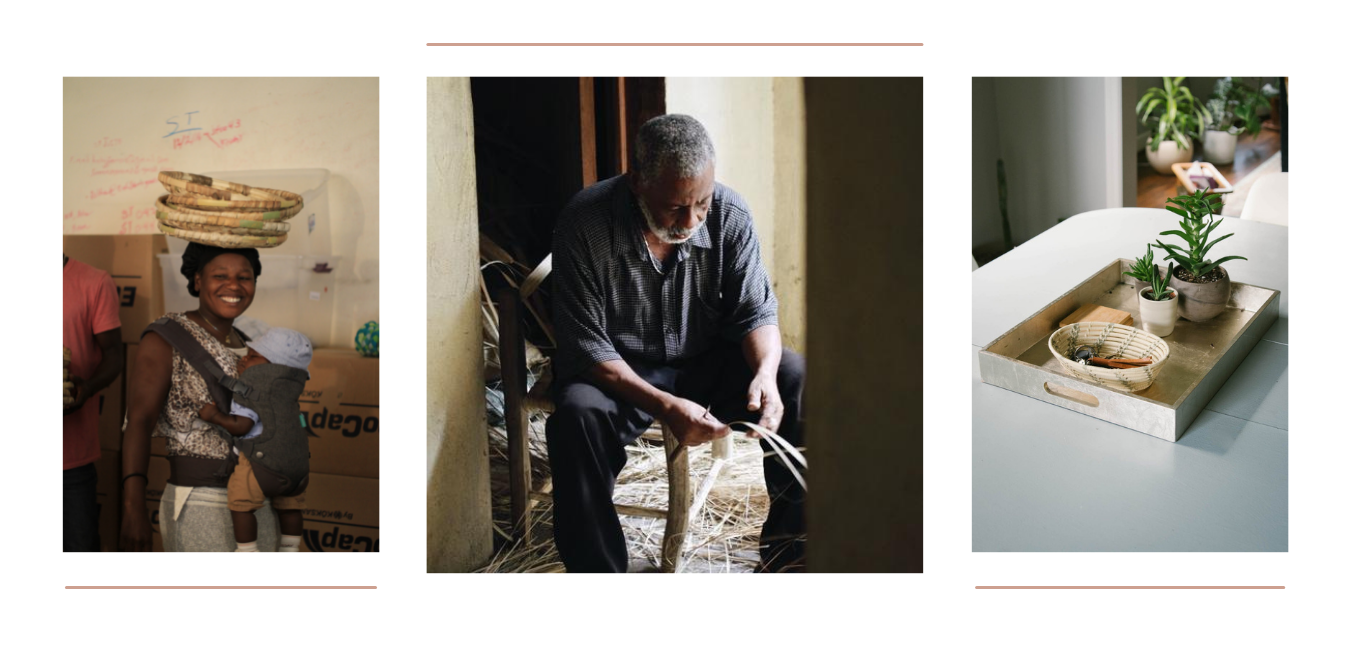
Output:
[
  {"xmin": 117, "ymin": 243, "xmax": 285, "ymax": 552},
  {"xmin": 188, "ymin": 246, "xmax": 259, "ymax": 329}
]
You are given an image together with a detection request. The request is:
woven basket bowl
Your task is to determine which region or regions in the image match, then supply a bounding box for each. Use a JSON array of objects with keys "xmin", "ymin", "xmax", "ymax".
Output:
[
  {"xmin": 159, "ymin": 172, "xmax": 301, "ymax": 203},
  {"xmin": 155, "ymin": 195, "xmax": 302, "ymax": 221},
  {"xmin": 1048, "ymin": 321, "xmax": 1171, "ymax": 393},
  {"xmin": 165, "ymin": 192, "xmax": 302, "ymax": 211},
  {"xmin": 157, "ymin": 223, "xmax": 288, "ymax": 249},
  {"xmin": 159, "ymin": 218, "xmax": 290, "ymax": 237}
]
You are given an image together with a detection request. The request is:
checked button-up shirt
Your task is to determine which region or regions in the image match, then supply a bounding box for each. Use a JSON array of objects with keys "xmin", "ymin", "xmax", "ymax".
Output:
[{"xmin": 551, "ymin": 175, "xmax": 778, "ymax": 381}]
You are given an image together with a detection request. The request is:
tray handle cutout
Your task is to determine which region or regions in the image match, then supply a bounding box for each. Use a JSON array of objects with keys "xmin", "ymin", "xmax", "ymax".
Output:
[{"xmin": 1044, "ymin": 382, "xmax": 1100, "ymax": 408}]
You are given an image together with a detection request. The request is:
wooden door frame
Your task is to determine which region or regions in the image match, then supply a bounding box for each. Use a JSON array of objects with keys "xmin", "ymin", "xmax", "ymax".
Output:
[{"xmin": 583, "ymin": 77, "xmax": 665, "ymax": 185}]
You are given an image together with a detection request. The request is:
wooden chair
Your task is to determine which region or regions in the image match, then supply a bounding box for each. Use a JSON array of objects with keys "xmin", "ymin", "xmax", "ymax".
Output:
[{"xmin": 495, "ymin": 255, "xmax": 729, "ymax": 572}]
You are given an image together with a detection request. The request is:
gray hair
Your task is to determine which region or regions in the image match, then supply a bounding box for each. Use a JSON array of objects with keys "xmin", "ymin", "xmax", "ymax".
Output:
[{"xmin": 633, "ymin": 114, "xmax": 716, "ymax": 184}]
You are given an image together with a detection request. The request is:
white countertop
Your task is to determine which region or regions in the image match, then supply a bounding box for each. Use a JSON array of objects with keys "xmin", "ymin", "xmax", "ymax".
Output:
[{"xmin": 972, "ymin": 208, "xmax": 1288, "ymax": 551}]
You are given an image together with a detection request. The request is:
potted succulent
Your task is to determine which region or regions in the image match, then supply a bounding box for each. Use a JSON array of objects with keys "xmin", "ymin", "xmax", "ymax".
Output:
[
  {"xmin": 1137, "ymin": 77, "xmax": 1211, "ymax": 174},
  {"xmin": 1203, "ymin": 77, "xmax": 1280, "ymax": 165},
  {"xmin": 1124, "ymin": 246, "xmax": 1178, "ymax": 337},
  {"xmin": 1153, "ymin": 189, "xmax": 1247, "ymax": 322}
]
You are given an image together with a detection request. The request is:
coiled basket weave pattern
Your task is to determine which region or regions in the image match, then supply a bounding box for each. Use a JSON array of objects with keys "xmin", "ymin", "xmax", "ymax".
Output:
[
  {"xmin": 154, "ymin": 172, "xmax": 303, "ymax": 249},
  {"xmin": 1048, "ymin": 321, "xmax": 1171, "ymax": 393}
]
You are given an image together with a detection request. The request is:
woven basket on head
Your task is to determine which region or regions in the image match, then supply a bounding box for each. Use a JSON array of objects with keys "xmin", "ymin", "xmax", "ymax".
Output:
[
  {"xmin": 159, "ymin": 172, "xmax": 303, "ymax": 211},
  {"xmin": 157, "ymin": 223, "xmax": 288, "ymax": 249},
  {"xmin": 159, "ymin": 219, "xmax": 290, "ymax": 237},
  {"xmin": 155, "ymin": 191, "xmax": 303, "ymax": 220},
  {"xmin": 1048, "ymin": 321, "xmax": 1171, "ymax": 393},
  {"xmin": 165, "ymin": 192, "xmax": 302, "ymax": 211},
  {"xmin": 156, "ymin": 199, "xmax": 292, "ymax": 233},
  {"xmin": 159, "ymin": 172, "xmax": 302, "ymax": 203}
]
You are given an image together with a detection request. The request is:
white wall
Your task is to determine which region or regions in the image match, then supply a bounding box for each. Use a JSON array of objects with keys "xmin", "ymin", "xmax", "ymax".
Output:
[
  {"xmin": 972, "ymin": 78, "xmax": 1124, "ymax": 253},
  {"xmin": 971, "ymin": 78, "xmax": 1004, "ymax": 254}
]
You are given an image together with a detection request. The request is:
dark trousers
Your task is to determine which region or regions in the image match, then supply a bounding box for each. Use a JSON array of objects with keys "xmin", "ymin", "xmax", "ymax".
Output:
[
  {"xmin": 545, "ymin": 345, "xmax": 806, "ymax": 572},
  {"xmin": 64, "ymin": 462, "xmax": 100, "ymax": 552}
]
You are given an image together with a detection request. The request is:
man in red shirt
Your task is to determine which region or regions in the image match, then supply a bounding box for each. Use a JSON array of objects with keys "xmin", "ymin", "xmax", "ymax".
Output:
[{"xmin": 63, "ymin": 254, "xmax": 123, "ymax": 552}]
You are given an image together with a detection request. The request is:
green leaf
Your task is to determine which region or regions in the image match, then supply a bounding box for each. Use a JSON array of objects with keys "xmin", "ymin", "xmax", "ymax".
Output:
[
  {"xmin": 1142, "ymin": 97, "xmax": 1162, "ymax": 120},
  {"xmin": 1165, "ymin": 206, "xmax": 1188, "ymax": 218},
  {"xmin": 1193, "ymin": 216, "xmax": 1225, "ymax": 250},
  {"xmin": 1198, "ymin": 231, "xmax": 1235, "ymax": 259},
  {"xmin": 1153, "ymin": 241, "xmax": 1187, "ymax": 260},
  {"xmin": 1193, "ymin": 256, "xmax": 1247, "ymax": 278}
]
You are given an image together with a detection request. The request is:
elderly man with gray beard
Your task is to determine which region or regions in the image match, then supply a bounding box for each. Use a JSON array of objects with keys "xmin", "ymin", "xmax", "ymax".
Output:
[{"xmin": 547, "ymin": 114, "xmax": 806, "ymax": 572}]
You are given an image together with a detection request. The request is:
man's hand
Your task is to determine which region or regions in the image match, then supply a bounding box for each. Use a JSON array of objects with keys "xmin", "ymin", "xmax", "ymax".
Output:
[
  {"xmin": 62, "ymin": 376, "xmax": 87, "ymax": 416},
  {"xmin": 663, "ymin": 397, "xmax": 731, "ymax": 446},
  {"xmin": 198, "ymin": 402, "xmax": 220, "ymax": 423},
  {"xmin": 746, "ymin": 371, "xmax": 784, "ymax": 435}
]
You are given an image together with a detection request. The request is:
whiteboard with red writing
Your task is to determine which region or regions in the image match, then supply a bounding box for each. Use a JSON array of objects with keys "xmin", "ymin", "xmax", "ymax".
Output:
[{"xmin": 62, "ymin": 77, "xmax": 379, "ymax": 259}]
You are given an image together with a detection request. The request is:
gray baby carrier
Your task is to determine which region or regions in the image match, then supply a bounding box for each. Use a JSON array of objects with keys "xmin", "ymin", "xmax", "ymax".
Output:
[{"xmin": 144, "ymin": 317, "xmax": 311, "ymax": 498}]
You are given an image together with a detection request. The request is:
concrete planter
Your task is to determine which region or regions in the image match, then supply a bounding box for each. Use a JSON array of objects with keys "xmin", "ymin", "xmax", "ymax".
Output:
[
  {"xmin": 1169, "ymin": 265, "xmax": 1231, "ymax": 322},
  {"xmin": 1146, "ymin": 138, "xmax": 1193, "ymax": 174}
]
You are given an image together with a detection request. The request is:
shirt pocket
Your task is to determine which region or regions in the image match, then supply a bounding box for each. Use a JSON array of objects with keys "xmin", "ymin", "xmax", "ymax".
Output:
[
  {"xmin": 604, "ymin": 268, "xmax": 656, "ymax": 349},
  {"xmin": 685, "ymin": 295, "xmax": 725, "ymax": 349}
]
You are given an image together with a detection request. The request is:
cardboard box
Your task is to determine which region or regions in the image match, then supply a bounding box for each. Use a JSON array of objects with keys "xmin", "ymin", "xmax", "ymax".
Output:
[
  {"xmin": 63, "ymin": 235, "xmax": 168, "ymax": 342},
  {"xmin": 302, "ymin": 349, "xmax": 379, "ymax": 478},
  {"xmin": 300, "ymin": 473, "xmax": 379, "ymax": 552}
]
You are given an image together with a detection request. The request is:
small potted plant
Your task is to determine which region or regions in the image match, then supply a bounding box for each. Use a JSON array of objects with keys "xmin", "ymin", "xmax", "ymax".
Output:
[
  {"xmin": 1153, "ymin": 189, "xmax": 1247, "ymax": 322},
  {"xmin": 1124, "ymin": 246, "xmax": 1178, "ymax": 337},
  {"xmin": 1137, "ymin": 77, "xmax": 1211, "ymax": 174},
  {"xmin": 1203, "ymin": 77, "xmax": 1280, "ymax": 165}
]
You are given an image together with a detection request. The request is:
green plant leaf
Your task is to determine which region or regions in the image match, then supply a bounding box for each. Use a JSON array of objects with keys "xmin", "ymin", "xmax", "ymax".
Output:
[
  {"xmin": 1142, "ymin": 97, "xmax": 1162, "ymax": 121},
  {"xmin": 1193, "ymin": 255, "xmax": 1247, "ymax": 278},
  {"xmin": 1198, "ymin": 231, "xmax": 1234, "ymax": 259},
  {"xmin": 1193, "ymin": 216, "xmax": 1225, "ymax": 250},
  {"xmin": 1154, "ymin": 242, "xmax": 1196, "ymax": 274}
]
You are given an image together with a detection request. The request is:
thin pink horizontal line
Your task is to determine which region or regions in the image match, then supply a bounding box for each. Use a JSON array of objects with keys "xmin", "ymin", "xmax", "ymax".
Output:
[
  {"xmin": 426, "ymin": 42, "xmax": 923, "ymax": 45},
  {"xmin": 66, "ymin": 586, "xmax": 376, "ymax": 589},
  {"xmin": 976, "ymin": 586, "xmax": 1284, "ymax": 590}
]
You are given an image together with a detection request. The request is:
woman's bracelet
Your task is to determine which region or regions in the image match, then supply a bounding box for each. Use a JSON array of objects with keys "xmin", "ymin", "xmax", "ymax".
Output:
[{"xmin": 122, "ymin": 472, "xmax": 148, "ymax": 485}]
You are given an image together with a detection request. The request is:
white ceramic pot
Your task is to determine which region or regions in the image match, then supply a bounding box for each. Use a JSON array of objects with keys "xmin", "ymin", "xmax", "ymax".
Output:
[
  {"xmin": 1145, "ymin": 138, "xmax": 1192, "ymax": 174},
  {"xmin": 1138, "ymin": 287, "xmax": 1179, "ymax": 337},
  {"xmin": 1204, "ymin": 129, "xmax": 1238, "ymax": 165}
]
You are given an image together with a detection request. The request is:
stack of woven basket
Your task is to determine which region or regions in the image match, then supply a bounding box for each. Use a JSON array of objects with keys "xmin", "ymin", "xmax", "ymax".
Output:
[
  {"xmin": 154, "ymin": 172, "xmax": 302, "ymax": 249},
  {"xmin": 63, "ymin": 347, "xmax": 74, "ymax": 406}
]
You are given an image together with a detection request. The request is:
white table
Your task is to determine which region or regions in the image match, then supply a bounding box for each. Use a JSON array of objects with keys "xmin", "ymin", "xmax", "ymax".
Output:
[{"xmin": 972, "ymin": 209, "xmax": 1288, "ymax": 551}]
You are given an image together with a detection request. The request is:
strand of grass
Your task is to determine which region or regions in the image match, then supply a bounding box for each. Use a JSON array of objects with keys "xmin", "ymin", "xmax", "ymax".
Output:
[{"xmin": 729, "ymin": 422, "xmax": 807, "ymax": 491}]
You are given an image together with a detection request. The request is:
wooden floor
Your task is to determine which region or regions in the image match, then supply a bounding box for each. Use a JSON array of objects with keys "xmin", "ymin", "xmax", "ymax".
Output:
[{"xmin": 1135, "ymin": 128, "xmax": 1282, "ymax": 209}]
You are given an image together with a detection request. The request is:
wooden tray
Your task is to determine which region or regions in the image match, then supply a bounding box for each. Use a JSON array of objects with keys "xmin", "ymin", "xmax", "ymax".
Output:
[
  {"xmin": 1171, "ymin": 161, "xmax": 1233, "ymax": 194},
  {"xmin": 977, "ymin": 258, "xmax": 1278, "ymax": 442}
]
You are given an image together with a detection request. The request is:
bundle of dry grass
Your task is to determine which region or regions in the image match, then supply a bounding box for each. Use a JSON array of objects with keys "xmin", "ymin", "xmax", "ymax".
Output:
[{"xmin": 478, "ymin": 416, "xmax": 770, "ymax": 573}]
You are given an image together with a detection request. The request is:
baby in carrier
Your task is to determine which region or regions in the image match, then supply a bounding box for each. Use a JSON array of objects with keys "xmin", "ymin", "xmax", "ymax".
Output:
[{"xmin": 198, "ymin": 327, "xmax": 313, "ymax": 552}]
